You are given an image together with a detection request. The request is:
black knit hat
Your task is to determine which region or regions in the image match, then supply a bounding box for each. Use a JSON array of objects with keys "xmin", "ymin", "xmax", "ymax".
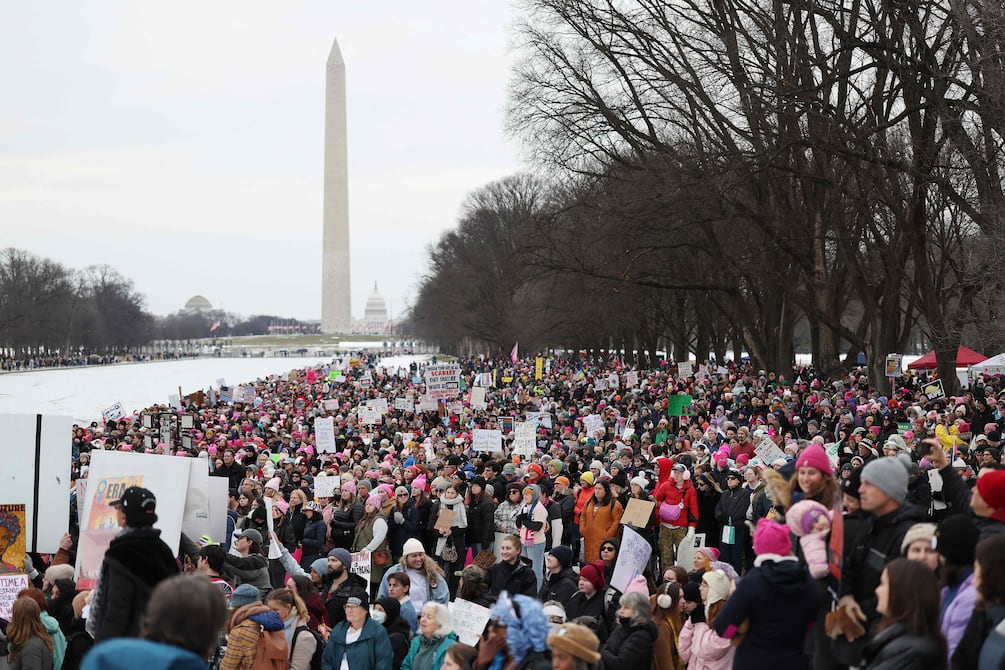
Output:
[
  {"xmin": 682, "ymin": 582, "xmax": 702, "ymax": 604},
  {"xmin": 935, "ymin": 514, "xmax": 980, "ymax": 565}
]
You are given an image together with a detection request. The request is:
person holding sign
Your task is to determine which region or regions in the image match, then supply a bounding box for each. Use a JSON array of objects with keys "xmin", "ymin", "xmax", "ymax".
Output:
[
  {"xmin": 516, "ymin": 485, "xmax": 550, "ymax": 592},
  {"xmin": 352, "ymin": 494, "xmax": 391, "ymax": 595},
  {"xmin": 431, "ymin": 484, "xmax": 467, "ymax": 598}
]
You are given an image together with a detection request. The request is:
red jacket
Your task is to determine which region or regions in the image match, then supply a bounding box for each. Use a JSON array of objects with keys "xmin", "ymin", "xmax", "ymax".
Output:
[{"xmin": 653, "ymin": 479, "xmax": 698, "ymax": 528}]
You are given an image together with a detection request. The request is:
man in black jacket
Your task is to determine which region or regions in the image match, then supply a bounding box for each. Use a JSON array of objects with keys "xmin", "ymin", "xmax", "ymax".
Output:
[
  {"xmin": 539, "ymin": 546, "xmax": 577, "ymax": 603},
  {"xmin": 86, "ymin": 486, "xmax": 179, "ymax": 641},
  {"xmin": 210, "ymin": 449, "xmax": 245, "ymax": 490}
]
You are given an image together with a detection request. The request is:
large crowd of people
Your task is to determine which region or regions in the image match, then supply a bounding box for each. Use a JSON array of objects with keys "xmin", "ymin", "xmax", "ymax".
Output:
[{"xmin": 6, "ymin": 352, "xmax": 1005, "ymax": 670}]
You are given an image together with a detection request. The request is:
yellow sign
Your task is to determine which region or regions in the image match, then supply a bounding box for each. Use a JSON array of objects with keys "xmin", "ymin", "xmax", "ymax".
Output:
[{"xmin": 535, "ymin": 357, "xmax": 544, "ymax": 380}]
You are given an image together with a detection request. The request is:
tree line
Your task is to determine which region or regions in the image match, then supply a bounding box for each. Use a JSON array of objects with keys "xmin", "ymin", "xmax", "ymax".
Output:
[
  {"xmin": 0, "ymin": 248, "xmax": 308, "ymax": 353},
  {"xmin": 406, "ymin": 0, "xmax": 1005, "ymax": 392}
]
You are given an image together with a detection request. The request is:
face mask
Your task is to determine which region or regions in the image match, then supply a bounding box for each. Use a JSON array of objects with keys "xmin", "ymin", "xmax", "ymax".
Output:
[{"xmin": 370, "ymin": 609, "xmax": 386, "ymax": 624}]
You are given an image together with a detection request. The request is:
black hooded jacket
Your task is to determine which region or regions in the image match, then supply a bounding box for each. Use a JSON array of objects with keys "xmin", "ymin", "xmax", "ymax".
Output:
[
  {"xmin": 600, "ymin": 619, "xmax": 659, "ymax": 670},
  {"xmin": 486, "ymin": 556, "xmax": 538, "ymax": 598},
  {"xmin": 539, "ymin": 565, "xmax": 578, "ymax": 603},
  {"xmin": 90, "ymin": 527, "xmax": 179, "ymax": 641}
]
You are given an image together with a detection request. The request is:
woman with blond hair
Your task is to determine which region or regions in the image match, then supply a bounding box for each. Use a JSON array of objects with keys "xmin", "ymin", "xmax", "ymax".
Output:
[
  {"xmin": 267, "ymin": 587, "xmax": 317, "ymax": 670},
  {"xmin": 7, "ymin": 596, "xmax": 55, "ymax": 670}
]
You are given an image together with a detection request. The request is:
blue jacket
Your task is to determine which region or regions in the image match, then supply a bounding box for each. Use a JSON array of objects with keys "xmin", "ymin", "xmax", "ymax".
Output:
[
  {"xmin": 81, "ymin": 639, "xmax": 207, "ymax": 670},
  {"xmin": 321, "ymin": 618, "xmax": 393, "ymax": 670},
  {"xmin": 400, "ymin": 632, "xmax": 458, "ymax": 670}
]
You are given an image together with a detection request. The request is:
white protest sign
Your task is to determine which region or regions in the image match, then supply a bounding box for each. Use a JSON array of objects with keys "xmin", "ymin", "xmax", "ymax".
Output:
[
  {"xmin": 583, "ymin": 414, "xmax": 604, "ymax": 437},
  {"xmin": 207, "ymin": 475, "xmax": 230, "ymax": 547},
  {"xmin": 678, "ymin": 362, "xmax": 693, "ymax": 378},
  {"xmin": 610, "ymin": 526, "xmax": 651, "ymax": 593},
  {"xmin": 424, "ymin": 364, "xmax": 462, "ymax": 400},
  {"xmin": 314, "ymin": 416, "xmax": 337, "ymax": 453},
  {"xmin": 394, "ymin": 397, "xmax": 413, "ymax": 412},
  {"xmin": 367, "ymin": 397, "xmax": 389, "ymax": 414},
  {"xmin": 594, "ymin": 378, "xmax": 608, "ymax": 391},
  {"xmin": 264, "ymin": 497, "xmax": 281, "ymax": 559},
  {"xmin": 513, "ymin": 422, "xmax": 537, "ymax": 457},
  {"xmin": 232, "ymin": 386, "xmax": 245, "ymax": 403},
  {"xmin": 677, "ymin": 531, "xmax": 704, "ymax": 572},
  {"xmin": 472, "ymin": 429, "xmax": 504, "ymax": 453},
  {"xmin": 314, "ymin": 473, "xmax": 339, "ymax": 498},
  {"xmin": 323, "ymin": 399, "xmax": 340, "ymax": 411},
  {"xmin": 474, "ymin": 372, "xmax": 492, "ymax": 388},
  {"xmin": 417, "ymin": 396, "xmax": 439, "ymax": 412},
  {"xmin": 0, "ymin": 574, "xmax": 30, "ymax": 620},
  {"xmin": 450, "ymin": 599, "xmax": 493, "ymax": 646},
  {"xmin": 168, "ymin": 394, "xmax": 183, "ymax": 411},
  {"xmin": 607, "ymin": 373, "xmax": 620, "ymax": 388},
  {"xmin": 350, "ymin": 550, "xmax": 371, "ymax": 582},
  {"xmin": 358, "ymin": 408, "xmax": 381, "ymax": 425},
  {"xmin": 470, "ymin": 387, "xmax": 488, "ymax": 411},
  {"xmin": 755, "ymin": 440, "xmax": 786, "ymax": 464},
  {"xmin": 182, "ymin": 460, "xmax": 211, "ymax": 541},
  {"xmin": 625, "ymin": 371, "xmax": 639, "ymax": 388},
  {"xmin": 448, "ymin": 402, "xmax": 463, "ymax": 415},
  {"xmin": 102, "ymin": 402, "xmax": 126, "ymax": 423},
  {"xmin": 0, "ymin": 413, "xmax": 72, "ymax": 554},
  {"xmin": 525, "ymin": 411, "xmax": 553, "ymax": 429}
]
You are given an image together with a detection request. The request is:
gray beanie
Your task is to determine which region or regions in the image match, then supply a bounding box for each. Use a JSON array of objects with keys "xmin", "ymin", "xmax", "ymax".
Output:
[
  {"xmin": 328, "ymin": 547, "xmax": 352, "ymax": 569},
  {"xmin": 862, "ymin": 457, "xmax": 909, "ymax": 505},
  {"xmin": 230, "ymin": 583, "xmax": 261, "ymax": 608}
]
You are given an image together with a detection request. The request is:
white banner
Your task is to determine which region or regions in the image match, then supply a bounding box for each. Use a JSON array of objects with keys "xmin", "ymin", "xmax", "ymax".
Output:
[
  {"xmin": 472, "ymin": 429, "xmax": 503, "ymax": 453},
  {"xmin": 314, "ymin": 417, "xmax": 337, "ymax": 453},
  {"xmin": 610, "ymin": 526, "xmax": 651, "ymax": 593}
]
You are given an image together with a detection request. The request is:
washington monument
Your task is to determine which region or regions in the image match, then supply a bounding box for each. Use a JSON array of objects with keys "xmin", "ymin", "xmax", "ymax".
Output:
[{"xmin": 321, "ymin": 37, "xmax": 351, "ymax": 334}]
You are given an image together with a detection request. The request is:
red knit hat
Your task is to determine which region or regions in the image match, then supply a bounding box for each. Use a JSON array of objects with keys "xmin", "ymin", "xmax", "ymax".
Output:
[
  {"xmin": 579, "ymin": 560, "xmax": 606, "ymax": 590},
  {"xmin": 796, "ymin": 443, "xmax": 832, "ymax": 475},
  {"xmin": 977, "ymin": 471, "xmax": 1005, "ymax": 522}
]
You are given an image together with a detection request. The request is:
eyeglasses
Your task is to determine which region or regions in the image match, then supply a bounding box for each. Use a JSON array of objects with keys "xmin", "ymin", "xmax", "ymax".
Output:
[{"xmin": 601, "ymin": 546, "xmax": 616, "ymax": 552}]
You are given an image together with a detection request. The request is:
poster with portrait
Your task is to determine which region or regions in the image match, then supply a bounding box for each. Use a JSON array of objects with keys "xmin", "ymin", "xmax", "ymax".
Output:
[{"xmin": 0, "ymin": 505, "xmax": 26, "ymax": 574}]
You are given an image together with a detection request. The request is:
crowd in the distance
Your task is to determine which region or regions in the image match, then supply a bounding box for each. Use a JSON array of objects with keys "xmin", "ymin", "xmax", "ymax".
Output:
[{"xmin": 5, "ymin": 353, "xmax": 1005, "ymax": 670}]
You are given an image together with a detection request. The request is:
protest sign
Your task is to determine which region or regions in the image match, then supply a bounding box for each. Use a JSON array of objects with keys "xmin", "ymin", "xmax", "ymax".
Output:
[
  {"xmin": 450, "ymin": 599, "xmax": 493, "ymax": 646},
  {"xmin": 666, "ymin": 395, "xmax": 693, "ymax": 417},
  {"xmin": 678, "ymin": 362, "xmax": 693, "ymax": 378},
  {"xmin": 0, "ymin": 574, "xmax": 30, "ymax": 620},
  {"xmin": 314, "ymin": 474, "xmax": 339, "ymax": 498},
  {"xmin": 885, "ymin": 354, "xmax": 903, "ymax": 377},
  {"xmin": 350, "ymin": 550, "xmax": 371, "ymax": 583},
  {"xmin": 207, "ymin": 476, "xmax": 230, "ymax": 547},
  {"xmin": 625, "ymin": 371, "xmax": 639, "ymax": 388},
  {"xmin": 620, "ymin": 499, "xmax": 655, "ymax": 529},
  {"xmin": 314, "ymin": 416, "xmax": 337, "ymax": 453},
  {"xmin": 0, "ymin": 413, "xmax": 72, "ymax": 553},
  {"xmin": 607, "ymin": 373, "xmax": 620, "ymax": 388},
  {"xmin": 755, "ymin": 440, "xmax": 786, "ymax": 464},
  {"xmin": 472, "ymin": 429, "xmax": 503, "ymax": 453},
  {"xmin": 677, "ymin": 531, "xmax": 704, "ymax": 571},
  {"xmin": 594, "ymin": 378, "xmax": 608, "ymax": 391},
  {"xmin": 470, "ymin": 387, "xmax": 487, "ymax": 411},
  {"xmin": 0, "ymin": 504, "xmax": 26, "ymax": 574},
  {"xmin": 367, "ymin": 397, "xmax": 389, "ymax": 414},
  {"xmin": 525, "ymin": 411, "xmax": 552, "ymax": 429},
  {"xmin": 394, "ymin": 397, "xmax": 413, "ymax": 412},
  {"xmin": 513, "ymin": 422, "xmax": 536, "ymax": 457},
  {"xmin": 416, "ymin": 396, "xmax": 439, "ymax": 412},
  {"xmin": 264, "ymin": 497, "xmax": 281, "ymax": 559},
  {"xmin": 358, "ymin": 408, "xmax": 381, "ymax": 425},
  {"xmin": 434, "ymin": 508, "xmax": 456, "ymax": 533},
  {"xmin": 75, "ymin": 450, "xmax": 190, "ymax": 588},
  {"xmin": 922, "ymin": 379, "xmax": 946, "ymax": 400},
  {"xmin": 182, "ymin": 461, "xmax": 211, "ymax": 543},
  {"xmin": 610, "ymin": 526, "xmax": 651, "ymax": 593},
  {"xmin": 101, "ymin": 402, "xmax": 126, "ymax": 423},
  {"xmin": 583, "ymin": 414, "xmax": 604, "ymax": 436},
  {"xmin": 322, "ymin": 399, "xmax": 340, "ymax": 411},
  {"xmin": 474, "ymin": 372, "xmax": 492, "ymax": 388},
  {"xmin": 424, "ymin": 364, "xmax": 462, "ymax": 400}
]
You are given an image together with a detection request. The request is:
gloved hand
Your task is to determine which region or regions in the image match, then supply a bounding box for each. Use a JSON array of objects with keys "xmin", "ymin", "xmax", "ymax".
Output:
[
  {"xmin": 689, "ymin": 606, "xmax": 706, "ymax": 625},
  {"xmin": 23, "ymin": 555, "xmax": 39, "ymax": 579},
  {"xmin": 394, "ymin": 511, "xmax": 405, "ymax": 525}
]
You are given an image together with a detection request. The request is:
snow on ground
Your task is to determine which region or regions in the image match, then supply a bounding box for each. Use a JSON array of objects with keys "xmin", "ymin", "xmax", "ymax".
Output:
[{"xmin": 0, "ymin": 354, "xmax": 432, "ymax": 424}]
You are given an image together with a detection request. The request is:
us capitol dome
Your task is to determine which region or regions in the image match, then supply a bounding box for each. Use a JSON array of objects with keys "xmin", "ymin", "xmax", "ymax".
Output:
[{"xmin": 358, "ymin": 283, "xmax": 389, "ymax": 334}]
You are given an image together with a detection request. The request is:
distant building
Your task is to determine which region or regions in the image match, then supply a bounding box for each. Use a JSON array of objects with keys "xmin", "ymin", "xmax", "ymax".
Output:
[
  {"xmin": 183, "ymin": 295, "xmax": 213, "ymax": 315},
  {"xmin": 356, "ymin": 283, "xmax": 390, "ymax": 334}
]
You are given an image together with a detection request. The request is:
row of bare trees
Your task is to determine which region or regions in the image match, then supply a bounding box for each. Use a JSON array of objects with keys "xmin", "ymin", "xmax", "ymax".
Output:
[{"xmin": 407, "ymin": 0, "xmax": 1005, "ymax": 391}]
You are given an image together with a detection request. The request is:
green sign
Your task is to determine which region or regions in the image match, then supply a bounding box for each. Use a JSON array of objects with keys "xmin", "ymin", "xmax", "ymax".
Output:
[
  {"xmin": 667, "ymin": 395, "xmax": 694, "ymax": 417},
  {"xmin": 897, "ymin": 422, "xmax": 911, "ymax": 435}
]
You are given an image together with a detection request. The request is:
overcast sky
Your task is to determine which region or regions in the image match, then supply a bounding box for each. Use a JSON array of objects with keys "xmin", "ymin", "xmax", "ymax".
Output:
[{"xmin": 0, "ymin": 3, "xmax": 524, "ymax": 322}]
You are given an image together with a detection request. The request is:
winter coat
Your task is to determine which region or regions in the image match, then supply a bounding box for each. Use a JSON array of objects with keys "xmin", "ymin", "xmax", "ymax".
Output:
[
  {"xmin": 713, "ymin": 486, "xmax": 751, "ymax": 527},
  {"xmin": 979, "ymin": 612, "xmax": 1005, "ymax": 670},
  {"xmin": 81, "ymin": 639, "xmax": 207, "ymax": 670},
  {"xmin": 798, "ymin": 531, "xmax": 830, "ymax": 579},
  {"xmin": 88, "ymin": 527, "xmax": 180, "ymax": 642},
  {"xmin": 678, "ymin": 620, "xmax": 734, "ymax": 670},
  {"xmin": 653, "ymin": 480, "xmax": 698, "ymax": 528},
  {"xmin": 713, "ymin": 555, "xmax": 819, "ymax": 670},
  {"xmin": 388, "ymin": 500, "xmax": 421, "ymax": 558},
  {"xmin": 486, "ymin": 556, "xmax": 538, "ymax": 598},
  {"xmin": 601, "ymin": 620, "xmax": 658, "ymax": 670},
  {"xmin": 9, "ymin": 635, "xmax": 53, "ymax": 670},
  {"xmin": 565, "ymin": 590, "xmax": 616, "ymax": 642},
  {"xmin": 580, "ymin": 499, "xmax": 624, "ymax": 563},
  {"xmin": 223, "ymin": 551, "xmax": 272, "ymax": 599},
  {"xmin": 466, "ymin": 495, "xmax": 495, "ymax": 546},
  {"xmin": 539, "ymin": 566, "xmax": 578, "ymax": 603},
  {"xmin": 377, "ymin": 564, "xmax": 450, "ymax": 605},
  {"xmin": 941, "ymin": 570, "xmax": 976, "ymax": 662},
  {"xmin": 400, "ymin": 632, "xmax": 458, "ymax": 670},
  {"xmin": 330, "ymin": 501, "xmax": 365, "ymax": 549},
  {"xmin": 321, "ymin": 618, "xmax": 393, "ymax": 670},
  {"xmin": 300, "ymin": 517, "xmax": 327, "ymax": 568},
  {"xmin": 324, "ymin": 572, "xmax": 371, "ymax": 626},
  {"xmin": 574, "ymin": 485, "xmax": 594, "ymax": 524},
  {"xmin": 862, "ymin": 621, "xmax": 945, "ymax": 670},
  {"xmin": 652, "ymin": 613, "xmax": 682, "ymax": 670}
]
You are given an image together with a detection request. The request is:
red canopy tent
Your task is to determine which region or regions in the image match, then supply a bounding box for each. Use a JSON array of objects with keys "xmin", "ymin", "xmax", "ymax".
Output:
[{"xmin": 907, "ymin": 346, "xmax": 988, "ymax": 370}]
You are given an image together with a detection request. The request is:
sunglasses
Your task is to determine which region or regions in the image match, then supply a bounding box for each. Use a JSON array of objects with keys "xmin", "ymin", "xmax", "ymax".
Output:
[{"xmin": 601, "ymin": 546, "xmax": 616, "ymax": 552}]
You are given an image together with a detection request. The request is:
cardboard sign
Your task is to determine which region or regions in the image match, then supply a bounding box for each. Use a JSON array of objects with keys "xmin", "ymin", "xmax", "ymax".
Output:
[
  {"xmin": 315, "ymin": 417, "xmax": 337, "ymax": 453},
  {"xmin": 434, "ymin": 508, "xmax": 457, "ymax": 533},
  {"xmin": 0, "ymin": 413, "xmax": 72, "ymax": 554},
  {"xmin": 0, "ymin": 574, "xmax": 30, "ymax": 620},
  {"xmin": 620, "ymin": 498, "xmax": 655, "ymax": 529},
  {"xmin": 472, "ymin": 429, "xmax": 503, "ymax": 453},
  {"xmin": 610, "ymin": 526, "xmax": 651, "ymax": 593},
  {"xmin": 450, "ymin": 599, "xmax": 492, "ymax": 646},
  {"xmin": 666, "ymin": 395, "xmax": 693, "ymax": 417}
]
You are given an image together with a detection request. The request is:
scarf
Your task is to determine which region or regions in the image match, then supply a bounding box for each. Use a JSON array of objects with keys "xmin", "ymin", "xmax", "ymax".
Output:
[{"xmin": 282, "ymin": 613, "xmax": 298, "ymax": 647}]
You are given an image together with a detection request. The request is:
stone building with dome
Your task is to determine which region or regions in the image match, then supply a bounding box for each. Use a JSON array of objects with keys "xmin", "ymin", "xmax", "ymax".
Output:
[
  {"xmin": 182, "ymin": 295, "xmax": 213, "ymax": 316},
  {"xmin": 355, "ymin": 283, "xmax": 390, "ymax": 334}
]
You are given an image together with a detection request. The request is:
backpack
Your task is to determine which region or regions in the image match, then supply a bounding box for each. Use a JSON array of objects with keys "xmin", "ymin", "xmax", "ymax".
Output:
[
  {"xmin": 250, "ymin": 627, "xmax": 288, "ymax": 670},
  {"xmin": 291, "ymin": 626, "xmax": 324, "ymax": 670}
]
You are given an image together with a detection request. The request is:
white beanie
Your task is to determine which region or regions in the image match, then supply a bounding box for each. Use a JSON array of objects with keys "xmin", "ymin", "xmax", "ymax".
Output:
[{"xmin": 402, "ymin": 538, "xmax": 425, "ymax": 556}]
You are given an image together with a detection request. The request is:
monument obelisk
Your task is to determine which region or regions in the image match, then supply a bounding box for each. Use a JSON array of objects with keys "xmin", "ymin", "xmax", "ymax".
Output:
[{"xmin": 321, "ymin": 37, "xmax": 351, "ymax": 334}]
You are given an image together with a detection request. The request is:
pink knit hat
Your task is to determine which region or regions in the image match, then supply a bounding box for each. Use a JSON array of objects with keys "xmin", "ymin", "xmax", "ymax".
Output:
[
  {"xmin": 795, "ymin": 443, "xmax": 832, "ymax": 474},
  {"xmin": 623, "ymin": 575, "xmax": 650, "ymax": 596},
  {"xmin": 265, "ymin": 477, "xmax": 282, "ymax": 492},
  {"xmin": 365, "ymin": 493, "xmax": 382, "ymax": 510},
  {"xmin": 753, "ymin": 518, "xmax": 792, "ymax": 556}
]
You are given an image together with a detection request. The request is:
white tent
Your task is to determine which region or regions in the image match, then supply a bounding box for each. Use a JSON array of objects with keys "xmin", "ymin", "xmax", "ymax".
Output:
[{"xmin": 972, "ymin": 352, "xmax": 1005, "ymax": 375}]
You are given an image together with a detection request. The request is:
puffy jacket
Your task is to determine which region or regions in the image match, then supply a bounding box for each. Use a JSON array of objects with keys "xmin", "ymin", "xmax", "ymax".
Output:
[
  {"xmin": 400, "ymin": 632, "xmax": 457, "ymax": 670},
  {"xmin": 466, "ymin": 495, "xmax": 495, "ymax": 546},
  {"xmin": 714, "ymin": 486, "xmax": 750, "ymax": 526},
  {"xmin": 679, "ymin": 620, "xmax": 734, "ymax": 670},
  {"xmin": 300, "ymin": 518, "xmax": 327, "ymax": 567},
  {"xmin": 601, "ymin": 620, "xmax": 658, "ymax": 670},
  {"xmin": 574, "ymin": 485, "xmax": 594, "ymax": 524},
  {"xmin": 941, "ymin": 571, "xmax": 976, "ymax": 662},
  {"xmin": 322, "ymin": 618, "xmax": 393, "ymax": 670},
  {"xmin": 486, "ymin": 556, "xmax": 538, "ymax": 598},
  {"xmin": 580, "ymin": 499, "xmax": 623, "ymax": 563},
  {"xmin": 653, "ymin": 480, "xmax": 698, "ymax": 528},
  {"xmin": 539, "ymin": 566, "xmax": 578, "ymax": 603},
  {"xmin": 861, "ymin": 621, "xmax": 944, "ymax": 670},
  {"xmin": 81, "ymin": 639, "xmax": 207, "ymax": 670}
]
